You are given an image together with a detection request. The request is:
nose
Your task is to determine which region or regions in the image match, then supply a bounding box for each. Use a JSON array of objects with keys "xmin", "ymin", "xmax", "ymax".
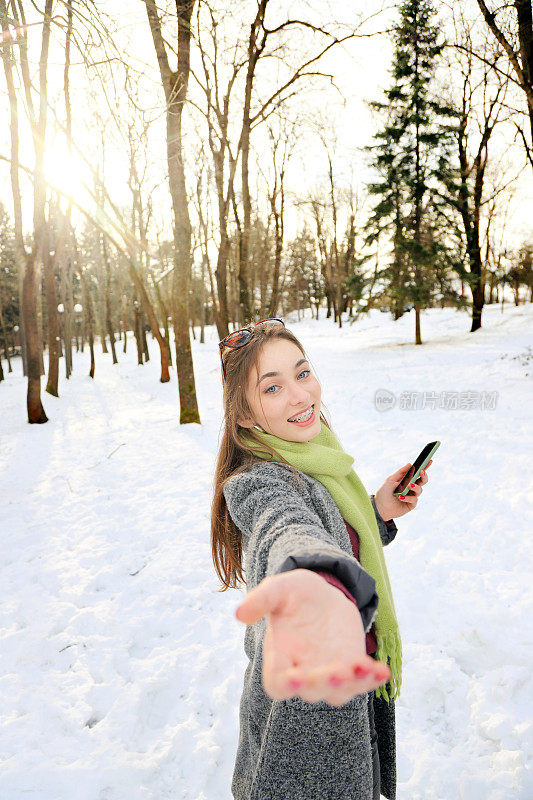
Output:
[{"xmin": 288, "ymin": 380, "xmax": 311, "ymax": 407}]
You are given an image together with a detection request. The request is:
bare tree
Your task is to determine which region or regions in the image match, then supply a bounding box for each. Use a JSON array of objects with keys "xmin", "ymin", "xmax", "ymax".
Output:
[
  {"xmin": 101, "ymin": 234, "xmax": 118, "ymax": 364},
  {"xmin": 0, "ymin": 297, "xmax": 12, "ymax": 375},
  {"xmin": 324, "ymin": 142, "xmax": 342, "ymax": 326},
  {"xmin": 264, "ymin": 120, "xmax": 294, "ymax": 317},
  {"xmin": 192, "ymin": 4, "xmax": 246, "ymax": 338},
  {"xmin": 123, "ymin": 82, "xmax": 171, "ymax": 381},
  {"xmin": 18, "ymin": 1, "xmax": 60, "ymax": 397},
  {"xmin": 192, "ymin": 1, "xmax": 382, "ymax": 332},
  {"xmin": 58, "ymin": 0, "xmax": 75, "ymax": 381},
  {"xmin": 70, "ymin": 223, "xmax": 96, "ymax": 378},
  {"xmin": 476, "ymin": 0, "xmax": 533, "ymax": 168},
  {"xmin": 49, "ymin": 98, "xmax": 172, "ymax": 383},
  {"xmin": 0, "ymin": 0, "xmax": 53, "ymax": 422},
  {"xmin": 192, "ymin": 153, "xmax": 217, "ymax": 342},
  {"xmin": 309, "ymin": 194, "xmax": 335, "ymax": 319},
  {"xmin": 448, "ymin": 15, "xmax": 510, "ymax": 331},
  {"xmin": 237, "ymin": 2, "xmax": 370, "ymax": 326},
  {"xmin": 144, "ymin": 0, "xmax": 200, "ymax": 424}
]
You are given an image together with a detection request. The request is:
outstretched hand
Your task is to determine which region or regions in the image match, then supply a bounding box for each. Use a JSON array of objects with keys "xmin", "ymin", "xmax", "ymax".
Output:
[
  {"xmin": 235, "ymin": 569, "xmax": 390, "ymax": 707},
  {"xmin": 374, "ymin": 459, "xmax": 433, "ymax": 522}
]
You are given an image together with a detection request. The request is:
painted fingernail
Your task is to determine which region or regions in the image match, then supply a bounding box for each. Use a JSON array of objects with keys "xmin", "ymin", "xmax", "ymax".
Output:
[
  {"xmin": 353, "ymin": 665, "xmax": 371, "ymax": 678},
  {"xmin": 288, "ymin": 678, "xmax": 303, "ymax": 689},
  {"xmin": 329, "ymin": 675, "xmax": 343, "ymax": 686},
  {"xmin": 409, "ymin": 483, "xmax": 416, "ymax": 488}
]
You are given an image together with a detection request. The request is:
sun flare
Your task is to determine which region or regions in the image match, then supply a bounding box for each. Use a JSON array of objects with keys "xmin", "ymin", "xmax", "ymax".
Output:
[{"xmin": 43, "ymin": 141, "xmax": 91, "ymax": 200}]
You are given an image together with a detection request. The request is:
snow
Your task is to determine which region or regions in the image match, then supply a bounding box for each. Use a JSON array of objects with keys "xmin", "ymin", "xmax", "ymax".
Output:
[{"xmin": 0, "ymin": 302, "xmax": 532, "ymax": 800}]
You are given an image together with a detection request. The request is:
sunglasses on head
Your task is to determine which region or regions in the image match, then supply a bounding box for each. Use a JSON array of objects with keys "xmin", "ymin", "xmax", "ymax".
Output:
[{"xmin": 218, "ymin": 318, "xmax": 285, "ymax": 383}]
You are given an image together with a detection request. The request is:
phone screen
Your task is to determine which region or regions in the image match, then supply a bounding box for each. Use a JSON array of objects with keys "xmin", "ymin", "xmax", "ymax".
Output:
[{"xmin": 394, "ymin": 441, "xmax": 439, "ymax": 494}]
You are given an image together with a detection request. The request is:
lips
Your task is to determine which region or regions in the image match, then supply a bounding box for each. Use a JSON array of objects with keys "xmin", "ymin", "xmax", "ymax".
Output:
[{"xmin": 287, "ymin": 404, "xmax": 315, "ymax": 424}]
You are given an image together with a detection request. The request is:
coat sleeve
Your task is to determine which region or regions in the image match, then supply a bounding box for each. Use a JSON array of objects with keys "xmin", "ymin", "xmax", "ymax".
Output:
[
  {"xmin": 311, "ymin": 570, "xmax": 359, "ymax": 606},
  {"xmin": 223, "ymin": 462, "xmax": 378, "ymax": 633},
  {"xmin": 370, "ymin": 493, "xmax": 398, "ymax": 546}
]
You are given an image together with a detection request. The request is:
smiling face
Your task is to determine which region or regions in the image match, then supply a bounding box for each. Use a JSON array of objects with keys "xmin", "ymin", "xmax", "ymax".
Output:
[{"xmin": 237, "ymin": 338, "xmax": 322, "ymax": 442}]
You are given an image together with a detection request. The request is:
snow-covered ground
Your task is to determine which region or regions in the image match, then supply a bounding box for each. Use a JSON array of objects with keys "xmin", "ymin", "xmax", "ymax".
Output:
[{"xmin": 1, "ymin": 302, "xmax": 532, "ymax": 800}]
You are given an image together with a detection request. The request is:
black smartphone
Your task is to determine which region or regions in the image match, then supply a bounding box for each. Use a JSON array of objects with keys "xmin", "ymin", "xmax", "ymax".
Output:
[{"xmin": 393, "ymin": 441, "xmax": 441, "ymax": 498}]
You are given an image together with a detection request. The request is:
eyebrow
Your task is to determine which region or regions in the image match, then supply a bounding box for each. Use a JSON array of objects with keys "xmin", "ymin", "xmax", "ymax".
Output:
[{"xmin": 257, "ymin": 358, "xmax": 309, "ymax": 385}]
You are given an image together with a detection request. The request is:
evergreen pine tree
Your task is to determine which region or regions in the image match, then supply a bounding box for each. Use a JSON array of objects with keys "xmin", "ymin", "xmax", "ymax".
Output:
[{"xmin": 365, "ymin": 0, "xmax": 462, "ymax": 342}]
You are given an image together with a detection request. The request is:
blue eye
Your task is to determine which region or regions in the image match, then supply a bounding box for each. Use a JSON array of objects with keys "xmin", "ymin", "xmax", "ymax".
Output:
[{"xmin": 264, "ymin": 370, "xmax": 310, "ymax": 394}]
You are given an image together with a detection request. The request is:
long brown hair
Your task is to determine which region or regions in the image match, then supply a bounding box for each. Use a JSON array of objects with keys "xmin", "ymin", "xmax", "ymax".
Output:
[{"xmin": 210, "ymin": 323, "xmax": 330, "ymax": 592}]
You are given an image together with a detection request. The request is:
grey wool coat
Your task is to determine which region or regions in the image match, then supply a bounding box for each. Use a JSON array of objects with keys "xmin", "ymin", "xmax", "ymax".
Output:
[{"xmin": 223, "ymin": 460, "xmax": 399, "ymax": 800}]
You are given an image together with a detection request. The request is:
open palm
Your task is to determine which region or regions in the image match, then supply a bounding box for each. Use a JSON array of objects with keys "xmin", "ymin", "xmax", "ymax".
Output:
[{"xmin": 235, "ymin": 569, "xmax": 390, "ymax": 707}]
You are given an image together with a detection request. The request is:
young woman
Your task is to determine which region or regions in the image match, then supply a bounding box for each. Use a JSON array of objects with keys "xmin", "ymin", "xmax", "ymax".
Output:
[{"xmin": 211, "ymin": 319, "xmax": 431, "ymax": 800}]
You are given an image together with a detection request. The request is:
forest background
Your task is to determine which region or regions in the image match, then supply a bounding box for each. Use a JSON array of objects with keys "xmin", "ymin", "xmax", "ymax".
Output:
[{"xmin": 0, "ymin": 0, "xmax": 532, "ymax": 424}]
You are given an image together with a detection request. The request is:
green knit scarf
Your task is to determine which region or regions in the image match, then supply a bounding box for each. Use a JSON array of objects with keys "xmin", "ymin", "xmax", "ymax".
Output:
[{"xmin": 242, "ymin": 420, "xmax": 402, "ymax": 702}]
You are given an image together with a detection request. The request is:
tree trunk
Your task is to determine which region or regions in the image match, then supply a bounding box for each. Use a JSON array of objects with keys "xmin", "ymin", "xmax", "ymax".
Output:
[
  {"xmin": 0, "ymin": 294, "xmax": 13, "ymax": 372},
  {"xmin": 414, "ymin": 303, "xmax": 422, "ymax": 345},
  {"xmin": 98, "ymin": 296, "xmax": 109, "ymax": 354},
  {"xmin": 16, "ymin": 0, "xmax": 53, "ymax": 420},
  {"xmin": 60, "ymin": 0, "xmax": 75, "ymax": 378},
  {"xmin": 23, "ymin": 252, "xmax": 48, "ymax": 421},
  {"xmin": 200, "ymin": 254, "xmax": 206, "ymax": 344},
  {"xmin": 141, "ymin": 313, "xmax": 150, "ymax": 360},
  {"xmin": 210, "ymin": 148, "xmax": 230, "ymax": 339},
  {"xmin": 470, "ymin": 272, "xmax": 484, "ymax": 331},
  {"xmin": 515, "ymin": 0, "xmax": 533, "ymax": 147},
  {"xmin": 61, "ymin": 256, "xmax": 73, "ymax": 378},
  {"xmin": 1, "ymin": 0, "xmax": 49, "ymax": 420},
  {"xmin": 214, "ymin": 234, "xmax": 230, "ymax": 339},
  {"xmin": 133, "ymin": 300, "xmax": 143, "ymax": 365},
  {"xmin": 145, "ymin": 0, "xmax": 199, "ymax": 423},
  {"xmin": 166, "ymin": 13, "xmax": 198, "ymax": 419},
  {"xmin": 101, "ymin": 237, "xmax": 118, "ymax": 364},
  {"xmin": 77, "ymin": 259, "xmax": 95, "ymax": 379},
  {"xmin": 324, "ymin": 255, "xmax": 337, "ymax": 322},
  {"xmin": 198, "ymin": 148, "xmax": 225, "ymax": 338},
  {"xmin": 54, "ymin": 209, "xmax": 72, "ymax": 378},
  {"xmin": 43, "ymin": 227, "xmax": 60, "ymax": 395},
  {"xmin": 477, "ymin": 0, "xmax": 533, "ymax": 152},
  {"xmin": 326, "ymin": 152, "xmax": 342, "ymax": 328},
  {"xmin": 121, "ymin": 292, "xmax": 128, "ymax": 353},
  {"xmin": 268, "ymin": 179, "xmax": 284, "ymax": 318},
  {"xmin": 238, "ymin": 3, "xmax": 267, "ymax": 326},
  {"xmin": 97, "ymin": 255, "xmax": 108, "ymax": 355},
  {"xmin": 127, "ymin": 260, "xmax": 170, "ymax": 381},
  {"xmin": 456, "ymin": 106, "xmax": 489, "ymax": 333},
  {"xmin": 153, "ymin": 277, "xmax": 172, "ymax": 367}
]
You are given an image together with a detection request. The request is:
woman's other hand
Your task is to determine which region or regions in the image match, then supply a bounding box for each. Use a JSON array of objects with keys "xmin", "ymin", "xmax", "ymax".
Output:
[
  {"xmin": 234, "ymin": 569, "xmax": 390, "ymax": 707},
  {"xmin": 374, "ymin": 459, "xmax": 432, "ymax": 521}
]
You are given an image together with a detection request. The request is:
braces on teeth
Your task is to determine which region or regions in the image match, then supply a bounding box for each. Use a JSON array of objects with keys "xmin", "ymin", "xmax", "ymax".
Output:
[{"xmin": 289, "ymin": 406, "xmax": 314, "ymax": 422}]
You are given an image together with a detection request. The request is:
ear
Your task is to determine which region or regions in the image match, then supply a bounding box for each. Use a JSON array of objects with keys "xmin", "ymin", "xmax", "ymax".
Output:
[{"xmin": 237, "ymin": 415, "xmax": 255, "ymax": 428}]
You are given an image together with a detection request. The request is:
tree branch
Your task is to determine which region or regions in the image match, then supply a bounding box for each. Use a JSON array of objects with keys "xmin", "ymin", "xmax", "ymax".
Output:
[
  {"xmin": 476, "ymin": 0, "xmax": 533, "ymax": 110},
  {"xmin": 143, "ymin": 0, "xmax": 172, "ymax": 94},
  {"xmin": 249, "ymin": 32, "xmax": 359, "ymax": 125}
]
